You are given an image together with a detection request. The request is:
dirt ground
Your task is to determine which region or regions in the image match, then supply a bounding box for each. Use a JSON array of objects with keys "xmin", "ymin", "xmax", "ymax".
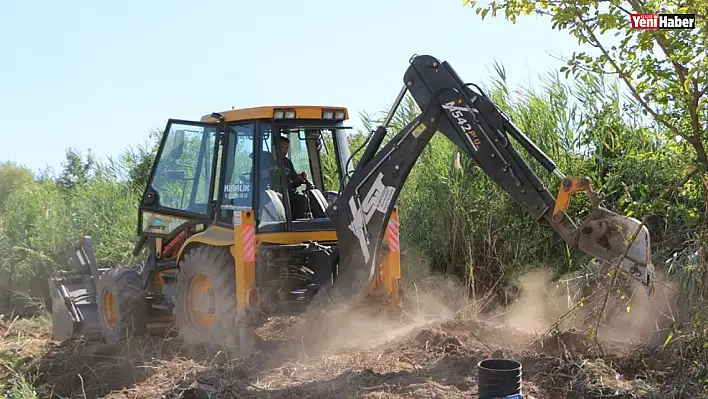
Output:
[{"xmin": 1, "ymin": 272, "xmax": 707, "ymax": 399}]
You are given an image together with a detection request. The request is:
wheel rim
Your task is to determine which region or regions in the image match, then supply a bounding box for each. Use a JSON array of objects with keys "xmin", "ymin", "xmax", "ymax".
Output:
[
  {"xmin": 102, "ymin": 289, "xmax": 116, "ymax": 329},
  {"xmin": 186, "ymin": 273, "xmax": 215, "ymax": 331}
]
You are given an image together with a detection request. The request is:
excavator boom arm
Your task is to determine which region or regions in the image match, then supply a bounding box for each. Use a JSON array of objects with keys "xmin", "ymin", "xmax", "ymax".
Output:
[{"xmin": 325, "ymin": 55, "xmax": 653, "ymax": 308}]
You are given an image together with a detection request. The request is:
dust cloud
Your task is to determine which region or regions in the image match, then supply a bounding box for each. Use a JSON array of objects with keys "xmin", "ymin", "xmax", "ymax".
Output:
[
  {"xmin": 258, "ymin": 260, "xmax": 679, "ymax": 364},
  {"xmin": 301, "ymin": 276, "xmax": 470, "ymax": 353},
  {"xmin": 488, "ymin": 267, "xmax": 679, "ymax": 347},
  {"xmin": 498, "ymin": 268, "xmax": 568, "ymax": 335},
  {"xmin": 263, "ymin": 254, "xmax": 473, "ymax": 358}
]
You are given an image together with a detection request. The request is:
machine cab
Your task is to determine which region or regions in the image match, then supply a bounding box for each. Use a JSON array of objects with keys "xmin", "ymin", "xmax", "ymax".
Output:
[{"xmin": 138, "ymin": 106, "xmax": 353, "ymax": 238}]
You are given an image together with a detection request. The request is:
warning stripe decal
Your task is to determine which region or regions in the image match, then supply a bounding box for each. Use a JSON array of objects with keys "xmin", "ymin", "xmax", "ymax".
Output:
[
  {"xmin": 242, "ymin": 225, "xmax": 255, "ymax": 262},
  {"xmin": 387, "ymin": 216, "xmax": 399, "ymax": 252}
]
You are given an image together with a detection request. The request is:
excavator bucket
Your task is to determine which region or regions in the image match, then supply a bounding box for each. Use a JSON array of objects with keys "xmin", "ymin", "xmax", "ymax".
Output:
[
  {"xmin": 549, "ymin": 177, "xmax": 654, "ymax": 295},
  {"xmin": 49, "ymin": 236, "xmax": 104, "ymax": 341},
  {"xmin": 574, "ymin": 207, "xmax": 654, "ymax": 295}
]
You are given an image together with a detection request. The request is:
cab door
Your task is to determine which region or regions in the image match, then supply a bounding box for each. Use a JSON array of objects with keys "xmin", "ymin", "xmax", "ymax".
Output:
[
  {"xmin": 215, "ymin": 122, "xmax": 258, "ymax": 225},
  {"xmin": 139, "ymin": 119, "xmax": 222, "ymax": 237}
]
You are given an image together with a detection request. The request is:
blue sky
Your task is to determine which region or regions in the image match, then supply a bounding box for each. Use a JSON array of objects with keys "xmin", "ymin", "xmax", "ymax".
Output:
[{"xmin": 0, "ymin": 0, "xmax": 587, "ymax": 174}]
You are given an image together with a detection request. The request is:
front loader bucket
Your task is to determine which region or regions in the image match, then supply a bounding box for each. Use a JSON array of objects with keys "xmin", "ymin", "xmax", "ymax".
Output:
[
  {"xmin": 49, "ymin": 275, "xmax": 102, "ymax": 341},
  {"xmin": 49, "ymin": 236, "xmax": 105, "ymax": 342},
  {"xmin": 575, "ymin": 207, "xmax": 654, "ymax": 294}
]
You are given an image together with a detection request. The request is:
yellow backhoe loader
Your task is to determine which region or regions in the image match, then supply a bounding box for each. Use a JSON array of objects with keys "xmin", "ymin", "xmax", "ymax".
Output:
[{"xmin": 50, "ymin": 55, "xmax": 654, "ymax": 352}]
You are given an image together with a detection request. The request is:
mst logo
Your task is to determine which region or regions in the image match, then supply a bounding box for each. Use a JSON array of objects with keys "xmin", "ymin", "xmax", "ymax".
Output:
[
  {"xmin": 348, "ymin": 172, "xmax": 395, "ymax": 263},
  {"xmin": 442, "ymin": 100, "xmax": 481, "ymax": 150}
]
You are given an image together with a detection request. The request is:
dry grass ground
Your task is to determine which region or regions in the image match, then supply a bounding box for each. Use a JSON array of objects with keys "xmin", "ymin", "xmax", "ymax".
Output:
[{"xmin": 0, "ymin": 270, "xmax": 706, "ymax": 399}]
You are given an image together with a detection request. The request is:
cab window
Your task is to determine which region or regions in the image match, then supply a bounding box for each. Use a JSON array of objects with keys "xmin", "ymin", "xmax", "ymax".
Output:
[
  {"xmin": 218, "ymin": 123, "xmax": 254, "ymax": 223},
  {"xmin": 150, "ymin": 123, "xmax": 218, "ymax": 216},
  {"xmin": 255, "ymin": 123, "xmax": 287, "ymax": 231},
  {"xmin": 283, "ymin": 130, "xmax": 313, "ymax": 193}
]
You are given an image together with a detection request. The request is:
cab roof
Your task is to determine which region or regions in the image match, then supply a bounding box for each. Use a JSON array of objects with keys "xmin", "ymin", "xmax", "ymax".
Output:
[{"xmin": 200, "ymin": 105, "xmax": 349, "ymax": 123}]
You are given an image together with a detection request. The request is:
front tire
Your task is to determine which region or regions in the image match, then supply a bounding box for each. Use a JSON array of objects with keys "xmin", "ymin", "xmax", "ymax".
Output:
[
  {"xmin": 97, "ymin": 268, "xmax": 148, "ymax": 344},
  {"xmin": 174, "ymin": 245, "xmax": 239, "ymax": 346}
]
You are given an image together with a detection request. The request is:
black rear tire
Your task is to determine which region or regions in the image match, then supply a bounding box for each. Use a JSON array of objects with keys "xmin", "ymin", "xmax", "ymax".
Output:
[
  {"xmin": 97, "ymin": 267, "xmax": 148, "ymax": 344},
  {"xmin": 174, "ymin": 245, "xmax": 239, "ymax": 346}
]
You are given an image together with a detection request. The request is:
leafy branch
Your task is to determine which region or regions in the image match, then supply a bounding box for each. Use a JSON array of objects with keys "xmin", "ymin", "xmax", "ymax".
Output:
[{"xmin": 464, "ymin": 0, "xmax": 708, "ymax": 175}]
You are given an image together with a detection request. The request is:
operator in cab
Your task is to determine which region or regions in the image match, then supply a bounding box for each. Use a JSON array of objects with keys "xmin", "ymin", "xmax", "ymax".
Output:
[
  {"xmin": 278, "ymin": 136, "xmax": 308, "ymax": 188},
  {"xmin": 274, "ymin": 135, "xmax": 309, "ymax": 218}
]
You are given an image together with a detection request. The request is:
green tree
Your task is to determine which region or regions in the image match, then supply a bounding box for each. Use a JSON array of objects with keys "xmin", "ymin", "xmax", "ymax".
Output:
[
  {"xmin": 464, "ymin": 0, "xmax": 707, "ymax": 190},
  {"xmin": 57, "ymin": 148, "xmax": 95, "ymax": 192},
  {"xmin": 0, "ymin": 161, "xmax": 34, "ymax": 210},
  {"xmin": 101, "ymin": 129, "xmax": 162, "ymax": 193}
]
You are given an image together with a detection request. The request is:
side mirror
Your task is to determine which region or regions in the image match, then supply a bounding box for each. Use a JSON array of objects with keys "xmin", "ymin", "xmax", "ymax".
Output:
[
  {"xmin": 302, "ymin": 129, "xmax": 324, "ymax": 151},
  {"xmin": 300, "ymin": 129, "xmax": 322, "ymax": 141},
  {"xmin": 165, "ymin": 169, "xmax": 186, "ymax": 180},
  {"xmin": 172, "ymin": 129, "xmax": 185, "ymax": 158}
]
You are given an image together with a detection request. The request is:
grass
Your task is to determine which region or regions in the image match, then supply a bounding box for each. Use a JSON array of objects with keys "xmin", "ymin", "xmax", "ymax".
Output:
[
  {"xmin": 0, "ymin": 356, "xmax": 39, "ymax": 399},
  {"xmin": 0, "ymin": 316, "xmax": 48, "ymax": 399}
]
